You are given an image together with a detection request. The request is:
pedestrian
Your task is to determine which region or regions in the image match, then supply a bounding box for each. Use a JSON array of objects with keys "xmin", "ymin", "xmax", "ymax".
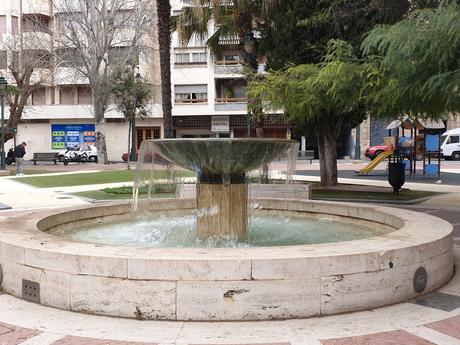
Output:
[{"xmin": 14, "ymin": 141, "xmax": 27, "ymax": 176}]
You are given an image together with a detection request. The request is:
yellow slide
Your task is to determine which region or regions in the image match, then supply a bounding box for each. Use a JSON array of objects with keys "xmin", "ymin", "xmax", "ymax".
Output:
[{"xmin": 357, "ymin": 151, "xmax": 393, "ymax": 175}]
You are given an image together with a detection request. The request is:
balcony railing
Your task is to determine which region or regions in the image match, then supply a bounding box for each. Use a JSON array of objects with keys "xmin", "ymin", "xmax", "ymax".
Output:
[
  {"xmin": 215, "ymin": 97, "xmax": 247, "ymax": 103},
  {"xmin": 214, "ymin": 98, "xmax": 247, "ymax": 111},
  {"xmin": 175, "ymin": 99, "xmax": 208, "ymax": 104}
]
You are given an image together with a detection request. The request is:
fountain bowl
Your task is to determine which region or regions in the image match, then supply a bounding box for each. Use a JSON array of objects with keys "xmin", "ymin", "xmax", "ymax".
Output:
[
  {"xmin": 0, "ymin": 199, "xmax": 453, "ymax": 321},
  {"xmin": 151, "ymin": 138, "xmax": 297, "ymax": 175}
]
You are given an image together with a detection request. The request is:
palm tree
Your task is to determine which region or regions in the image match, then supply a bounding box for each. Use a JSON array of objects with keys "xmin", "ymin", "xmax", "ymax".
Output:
[
  {"xmin": 156, "ymin": 0, "xmax": 173, "ymax": 138},
  {"xmin": 173, "ymin": 0, "xmax": 280, "ymax": 138}
]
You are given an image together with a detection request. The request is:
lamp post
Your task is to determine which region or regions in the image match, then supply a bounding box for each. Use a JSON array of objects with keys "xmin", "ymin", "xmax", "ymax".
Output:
[
  {"xmin": 0, "ymin": 76, "xmax": 8, "ymax": 170},
  {"xmin": 130, "ymin": 71, "xmax": 141, "ymax": 162},
  {"xmin": 243, "ymin": 32, "xmax": 256, "ymax": 138}
]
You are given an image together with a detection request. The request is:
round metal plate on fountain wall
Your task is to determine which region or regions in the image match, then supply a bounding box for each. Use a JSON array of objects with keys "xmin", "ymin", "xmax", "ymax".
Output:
[{"xmin": 413, "ymin": 266, "xmax": 428, "ymax": 293}]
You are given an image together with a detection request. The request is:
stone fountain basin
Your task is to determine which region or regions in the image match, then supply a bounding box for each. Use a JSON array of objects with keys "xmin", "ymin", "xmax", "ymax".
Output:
[
  {"xmin": 0, "ymin": 199, "xmax": 453, "ymax": 321},
  {"xmin": 152, "ymin": 138, "xmax": 296, "ymax": 174}
]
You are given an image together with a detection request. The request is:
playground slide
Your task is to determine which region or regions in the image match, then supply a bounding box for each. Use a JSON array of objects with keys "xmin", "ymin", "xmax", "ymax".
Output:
[{"xmin": 357, "ymin": 151, "xmax": 393, "ymax": 175}]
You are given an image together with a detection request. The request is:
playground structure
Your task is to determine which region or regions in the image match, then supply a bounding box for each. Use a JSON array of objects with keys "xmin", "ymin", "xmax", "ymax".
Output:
[{"xmin": 357, "ymin": 116, "xmax": 444, "ymax": 178}]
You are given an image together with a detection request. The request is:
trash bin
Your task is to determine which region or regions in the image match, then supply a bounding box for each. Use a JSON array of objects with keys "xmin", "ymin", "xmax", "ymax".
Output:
[{"xmin": 388, "ymin": 154, "xmax": 405, "ymax": 194}]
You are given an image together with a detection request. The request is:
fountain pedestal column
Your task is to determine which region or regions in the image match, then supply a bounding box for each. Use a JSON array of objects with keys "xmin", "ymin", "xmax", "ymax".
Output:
[{"xmin": 196, "ymin": 173, "xmax": 248, "ymax": 240}]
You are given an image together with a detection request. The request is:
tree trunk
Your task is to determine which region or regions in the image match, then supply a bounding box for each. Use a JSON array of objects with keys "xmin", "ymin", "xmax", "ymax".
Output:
[
  {"xmin": 127, "ymin": 120, "xmax": 131, "ymax": 170},
  {"xmin": 318, "ymin": 132, "xmax": 338, "ymax": 186},
  {"xmin": 156, "ymin": 0, "xmax": 173, "ymax": 138}
]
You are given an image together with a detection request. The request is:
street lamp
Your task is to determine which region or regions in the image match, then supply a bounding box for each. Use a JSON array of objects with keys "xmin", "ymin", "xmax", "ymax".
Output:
[
  {"xmin": 243, "ymin": 32, "xmax": 256, "ymax": 138},
  {"xmin": 130, "ymin": 70, "xmax": 142, "ymax": 162},
  {"xmin": 0, "ymin": 76, "xmax": 8, "ymax": 170}
]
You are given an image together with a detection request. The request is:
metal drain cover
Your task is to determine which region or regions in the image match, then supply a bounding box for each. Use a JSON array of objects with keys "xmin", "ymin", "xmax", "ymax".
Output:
[
  {"xmin": 413, "ymin": 267, "xmax": 428, "ymax": 293},
  {"xmin": 22, "ymin": 279, "xmax": 40, "ymax": 303}
]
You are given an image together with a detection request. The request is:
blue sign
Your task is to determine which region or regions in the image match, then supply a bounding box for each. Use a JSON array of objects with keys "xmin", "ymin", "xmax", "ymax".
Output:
[{"xmin": 51, "ymin": 124, "xmax": 96, "ymax": 149}]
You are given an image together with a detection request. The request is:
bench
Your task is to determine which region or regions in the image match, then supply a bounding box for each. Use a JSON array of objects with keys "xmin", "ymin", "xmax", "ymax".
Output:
[
  {"xmin": 32, "ymin": 152, "xmax": 58, "ymax": 165},
  {"xmin": 177, "ymin": 183, "xmax": 311, "ymax": 200},
  {"xmin": 298, "ymin": 150, "xmax": 315, "ymax": 163}
]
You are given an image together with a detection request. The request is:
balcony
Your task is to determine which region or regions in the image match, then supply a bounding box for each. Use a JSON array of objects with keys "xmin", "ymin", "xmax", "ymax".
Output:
[
  {"xmin": 214, "ymin": 98, "xmax": 247, "ymax": 112},
  {"xmin": 22, "ymin": 0, "xmax": 51, "ymax": 16},
  {"xmin": 214, "ymin": 60, "xmax": 244, "ymax": 75}
]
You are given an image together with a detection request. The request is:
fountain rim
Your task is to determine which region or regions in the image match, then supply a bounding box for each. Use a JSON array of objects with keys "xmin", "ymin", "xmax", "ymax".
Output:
[{"xmin": 0, "ymin": 199, "xmax": 452, "ymax": 259}]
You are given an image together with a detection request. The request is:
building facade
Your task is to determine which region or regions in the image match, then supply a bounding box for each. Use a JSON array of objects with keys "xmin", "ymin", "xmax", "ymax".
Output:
[{"xmin": 1, "ymin": 0, "xmax": 163, "ymax": 162}]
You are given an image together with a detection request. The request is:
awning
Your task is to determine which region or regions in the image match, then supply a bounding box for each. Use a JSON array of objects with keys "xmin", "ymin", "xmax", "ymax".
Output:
[{"xmin": 386, "ymin": 116, "xmax": 445, "ymax": 130}]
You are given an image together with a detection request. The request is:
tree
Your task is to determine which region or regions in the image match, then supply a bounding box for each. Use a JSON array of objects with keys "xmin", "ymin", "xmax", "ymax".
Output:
[
  {"xmin": 248, "ymin": 40, "xmax": 382, "ymax": 186},
  {"xmin": 361, "ymin": 2, "xmax": 460, "ymax": 119},
  {"xmin": 1, "ymin": 11, "xmax": 54, "ymax": 144},
  {"xmin": 156, "ymin": 0, "xmax": 173, "ymax": 138},
  {"xmin": 173, "ymin": 0, "xmax": 280, "ymax": 138},
  {"xmin": 52, "ymin": 0, "xmax": 153, "ymax": 163},
  {"xmin": 259, "ymin": 0, "xmax": 433, "ymax": 70},
  {"xmin": 111, "ymin": 67, "xmax": 151, "ymax": 169}
]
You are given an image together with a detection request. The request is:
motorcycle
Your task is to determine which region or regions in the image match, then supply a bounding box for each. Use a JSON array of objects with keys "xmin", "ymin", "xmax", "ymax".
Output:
[
  {"xmin": 62, "ymin": 150, "xmax": 90, "ymax": 165},
  {"xmin": 6, "ymin": 148, "xmax": 15, "ymax": 165}
]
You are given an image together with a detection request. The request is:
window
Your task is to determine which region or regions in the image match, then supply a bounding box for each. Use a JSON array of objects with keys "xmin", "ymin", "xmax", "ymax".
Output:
[
  {"xmin": 22, "ymin": 14, "xmax": 51, "ymax": 34},
  {"xmin": 60, "ymin": 86, "xmax": 75, "ymax": 105},
  {"xmin": 108, "ymin": 47, "xmax": 139, "ymax": 65},
  {"xmin": 0, "ymin": 16, "xmax": 6, "ymax": 34},
  {"xmin": 77, "ymin": 86, "xmax": 92, "ymax": 104},
  {"xmin": 174, "ymin": 50, "xmax": 207, "ymax": 64},
  {"xmin": 448, "ymin": 135, "xmax": 460, "ymax": 144},
  {"xmin": 56, "ymin": 48, "xmax": 84, "ymax": 67},
  {"xmin": 136, "ymin": 127, "xmax": 161, "ymax": 149},
  {"xmin": 0, "ymin": 51, "xmax": 6, "ymax": 69},
  {"xmin": 32, "ymin": 87, "xmax": 46, "ymax": 105},
  {"xmin": 114, "ymin": 10, "xmax": 136, "ymax": 28},
  {"xmin": 174, "ymin": 85, "xmax": 208, "ymax": 103},
  {"xmin": 11, "ymin": 16, "xmax": 18, "ymax": 34},
  {"xmin": 24, "ymin": 50, "xmax": 51, "ymax": 69}
]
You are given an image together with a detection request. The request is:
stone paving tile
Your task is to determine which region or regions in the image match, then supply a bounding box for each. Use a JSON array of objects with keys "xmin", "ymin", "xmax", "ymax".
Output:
[
  {"xmin": 414, "ymin": 291, "xmax": 460, "ymax": 312},
  {"xmin": 50, "ymin": 336, "xmax": 157, "ymax": 345},
  {"xmin": 0, "ymin": 322, "xmax": 41, "ymax": 345},
  {"xmin": 425, "ymin": 314, "xmax": 460, "ymax": 340},
  {"xmin": 319, "ymin": 330, "xmax": 435, "ymax": 345},
  {"xmin": 191, "ymin": 344, "xmax": 290, "ymax": 345}
]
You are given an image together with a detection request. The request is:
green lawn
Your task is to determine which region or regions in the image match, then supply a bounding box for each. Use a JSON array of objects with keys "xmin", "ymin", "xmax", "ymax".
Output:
[
  {"xmin": 73, "ymin": 190, "xmax": 175, "ymax": 200},
  {"xmin": 72, "ymin": 183, "xmax": 439, "ymax": 203},
  {"xmin": 15, "ymin": 170, "xmax": 194, "ymax": 188},
  {"xmin": 312, "ymin": 189, "xmax": 439, "ymax": 202},
  {"xmin": 9, "ymin": 170, "xmax": 60, "ymax": 176}
]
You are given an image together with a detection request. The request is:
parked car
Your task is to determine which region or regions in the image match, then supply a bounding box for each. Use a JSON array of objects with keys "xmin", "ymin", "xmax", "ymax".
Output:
[
  {"xmin": 365, "ymin": 140, "xmax": 424, "ymax": 161},
  {"xmin": 441, "ymin": 128, "xmax": 460, "ymax": 160},
  {"xmin": 364, "ymin": 145, "xmax": 391, "ymax": 160},
  {"xmin": 58, "ymin": 145, "xmax": 98, "ymax": 163},
  {"xmin": 121, "ymin": 151, "xmax": 168, "ymax": 164}
]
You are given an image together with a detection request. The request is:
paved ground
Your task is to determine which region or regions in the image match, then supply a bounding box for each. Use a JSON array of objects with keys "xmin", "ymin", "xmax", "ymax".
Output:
[{"xmin": 0, "ymin": 161, "xmax": 459, "ymax": 344}]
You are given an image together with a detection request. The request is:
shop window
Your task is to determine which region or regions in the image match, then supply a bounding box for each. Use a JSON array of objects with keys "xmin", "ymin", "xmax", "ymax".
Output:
[{"xmin": 136, "ymin": 127, "xmax": 161, "ymax": 149}]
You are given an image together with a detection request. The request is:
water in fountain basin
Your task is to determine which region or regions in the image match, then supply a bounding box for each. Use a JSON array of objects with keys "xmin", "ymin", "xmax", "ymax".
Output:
[{"xmin": 49, "ymin": 212, "xmax": 391, "ymax": 248}]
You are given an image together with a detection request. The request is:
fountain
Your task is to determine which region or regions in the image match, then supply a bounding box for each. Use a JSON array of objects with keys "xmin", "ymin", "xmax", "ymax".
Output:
[
  {"xmin": 135, "ymin": 138, "xmax": 297, "ymax": 240},
  {"xmin": 0, "ymin": 138, "xmax": 454, "ymax": 321}
]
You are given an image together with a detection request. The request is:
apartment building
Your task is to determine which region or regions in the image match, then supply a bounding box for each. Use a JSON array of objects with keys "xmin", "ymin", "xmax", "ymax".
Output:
[
  {"xmin": 169, "ymin": 2, "xmax": 293, "ymax": 141},
  {"xmin": 1, "ymin": 0, "xmax": 163, "ymax": 161}
]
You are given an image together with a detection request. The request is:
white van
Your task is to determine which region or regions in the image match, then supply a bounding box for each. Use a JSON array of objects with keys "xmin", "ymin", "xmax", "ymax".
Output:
[{"xmin": 441, "ymin": 128, "xmax": 460, "ymax": 160}]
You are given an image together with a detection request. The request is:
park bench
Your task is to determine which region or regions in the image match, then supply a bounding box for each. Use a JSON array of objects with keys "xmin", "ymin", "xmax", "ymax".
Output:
[
  {"xmin": 32, "ymin": 152, "xmax": 58, "ymax": 165},
  {"xmin": 297, "ymin": 150, "xmax": 315, "ymax": 164},
  {"xmin": 177, "ymin": 183, "xmax": 311, "ymax": 200}
]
